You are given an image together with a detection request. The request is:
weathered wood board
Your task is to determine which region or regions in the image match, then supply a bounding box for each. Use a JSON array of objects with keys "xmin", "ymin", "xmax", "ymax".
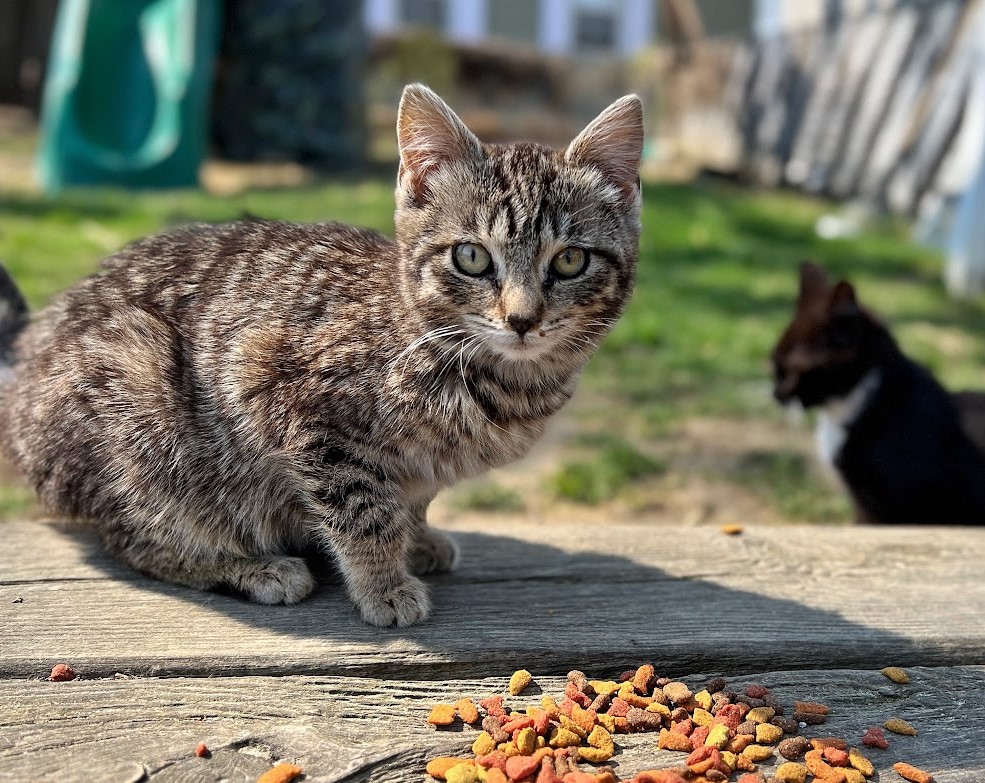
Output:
[
  {"xmin": 3, "ymin": 518, "xmax": 985, "ymax": 781},
  {"xmin": 3, "ymin": 667, "xmax": 984, "ymax": 782}
]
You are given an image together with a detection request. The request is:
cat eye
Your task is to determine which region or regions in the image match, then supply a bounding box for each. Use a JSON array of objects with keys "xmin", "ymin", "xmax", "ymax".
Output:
[
  {"xmin": 452, "ymin": 243, "xmax": 493, "ymax": 277},
  {"xmin": 550, "ymin": 247, "xmax": 589, "ymax": 279}
]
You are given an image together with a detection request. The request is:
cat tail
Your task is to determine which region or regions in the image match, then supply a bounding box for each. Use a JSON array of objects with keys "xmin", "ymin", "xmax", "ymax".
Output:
[{"xmin": 0, "ymin": 264, "xmax": 28, "ymax": 369}]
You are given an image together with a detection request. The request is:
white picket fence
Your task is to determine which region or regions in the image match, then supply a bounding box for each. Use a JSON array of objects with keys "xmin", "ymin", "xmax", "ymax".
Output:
[{"xmin": 729, "ymin": 0, "xmax": 985, "ymax": 296}]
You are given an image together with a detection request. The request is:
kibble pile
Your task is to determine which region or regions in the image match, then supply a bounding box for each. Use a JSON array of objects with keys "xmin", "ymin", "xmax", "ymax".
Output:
[{"xmin": 424, "ymin": 665, "xmax": 933, "ymax": 783}]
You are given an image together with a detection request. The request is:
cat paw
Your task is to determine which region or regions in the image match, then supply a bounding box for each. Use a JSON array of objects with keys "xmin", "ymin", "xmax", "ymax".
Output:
[
  {"xmin": 235, "ymin": 556, "xmax": 316, "ymax": 605},
  {"xmin": 409, "ymin": 528, "xmax": 459, "ymax": 575},
  {"xmin": 354, "ymin": 576, "xmax": 431, "ymax": 626}
]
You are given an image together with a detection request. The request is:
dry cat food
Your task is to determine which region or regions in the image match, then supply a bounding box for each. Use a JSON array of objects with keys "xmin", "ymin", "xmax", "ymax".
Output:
[
  {"xmin": 423, "ymin": 665, "xmax": 938, "ymax": 782},
  {"xmin": 880, "ymin": 667, "xmax": 910, "ymax": 685},
  {"xmin": 892, "ymin": 762, "xmax": 934, "ymax": 783},
  {"xmin": 194, "ymin": 742, "xmax": 210, "ymax": 758},
  {"xmin": 255, "ymin": 762, "xmax": 303, "ymax": 783},
  {"xmin": 48, "ymin": 663, "xmax": 76, "ymax": 682}
]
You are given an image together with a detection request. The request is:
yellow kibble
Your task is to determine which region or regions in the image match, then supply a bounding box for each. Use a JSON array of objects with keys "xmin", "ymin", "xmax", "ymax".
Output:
[
  {"xmin": 426, "ymin": 758, "xmax": 473, "ymax": 780},
  {"xmin": 471, "ymin": 732, "xmax": 496, "ymax": 756},
  {"xmin": 597, "ymin": 713, "xmax": 617, "ymax": 732},
  {"xmin": 536, "ymin": 735, "xmax": 545, "ymax": 749},
  {"xmin": 843, "ymin": 769, "xmax": 867, "ymax": 783},
  {"xmin": 691, "ymin": 707, "xmax": 714, "ymax": 726},
  {"xmin": 883, "ymin": 717, "xmax": 917, "ymax": 736},
  {"xmin": 755, "ymin": 722, "xmax": 784, "ymax": 744},
  {"xmin": 559, "ymin": 714, "xmax": 588, "ymax": 739},
  {"xmin": 508, "ymin": 669, "xmax": 533, "ymax": 696},
  {"xmin": 848, "ymin": 747, "xmax": 875, "ymax": 776},
  {"xmin": 720, "ymin": 750, "xmax": 737, "ymax": 770},
  {"xmin": 694, "ymin": 689, "xmax": 713, "ymax": 711},
  {"xmin": 589, "ymin": 680, "xmax": 621, "ymax": 696},
  {"xmin": 445, "ymin": 762, "xmax": 484, "ymax": 783},
  {"xmin": 497, "ymin": 742, "xmax": 520, "ymax": 757},
  {"xmin": 704, "ymin": 723, "xmax": 730, "ymax": 749},
  {"xmin": 548, "ymin": 727, "xmax": 582, "ymax": 748},
  {"xmin": 741, "ymin": 744, "xmax": 776, "ymax": 762},
  {"xmin": 880, "ymin": 666, "xmax": 910, "ymax": 684},
  {"xmin": 746, "ymin": 706, "xmax": 776, "ymax": 723},
  {"xmin": 775, "ymin": 761, "xmax": 808, "ymax": 783},
  {"xmin": 578, "ymin": 746, "xmax": 613, "ymax": 763},
  {"xmin": 587, "ymin": 724, "xmax": 614, "ymax": 753},
  {"xmin": 515, "ymin": 727, "xmax": 536, "ymax": 755},
  {"xmin": 645, "ymin": 701, "xmax": 671, "ymax": 718}
]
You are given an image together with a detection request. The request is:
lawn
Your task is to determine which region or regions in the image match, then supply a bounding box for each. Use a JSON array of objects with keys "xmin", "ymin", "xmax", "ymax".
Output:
[{"xmin": 2, "ymin": 175, "xmax": 983, "ymax": 524}]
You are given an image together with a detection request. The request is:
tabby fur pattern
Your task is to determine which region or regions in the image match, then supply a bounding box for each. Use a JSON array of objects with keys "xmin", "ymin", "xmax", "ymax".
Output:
[{"xmin": 0, "ymin": 85, "xmax": 644, "ymax": 624}]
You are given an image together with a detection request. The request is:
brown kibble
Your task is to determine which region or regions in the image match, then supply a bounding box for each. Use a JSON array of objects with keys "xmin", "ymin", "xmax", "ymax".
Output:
[
  {"xmin": 427, "ymin": 704, "xmax": 457, "ymax": 726},
  {"xmin": 884, "ymin": 717, "xmax": 918, "ymax": 736},
  {"xmin": 811, "ymin": 737, "xmax": 848, "ymax": 751},
  {"xmin": 509, "ymin": 669, "xmax": 533, "ymax": 696},
  {"xmin": 255, "ymin": 763, "xmax": 303, "ymax": 783},
  {"xmin": 194, "ymin": 742, "xmax": 210, "ymax": 758},
  {"xmin": 663, "ymin": 681, "xmax": 693, "ymax": 704},
  {"xmin": 893, "ymin": 762, "xmax": 934, "ymax": 783},
  {"xmin": 880, "ymin": 666, "xmax": 910, "ymax": 684},
  {"xmin": 48, "ymin": 663, "xmax": 76, "ymax": 682},
  {"xmin": 861, "ymin": 726, "xmax": 889, "ymax": 749},
  {"xmin": 777, "ymin": 736, "xmax": 810, "ymax": 760},
  {"xmin": 793, "ymin": 700, "xmax": 829, "ymax": 715}
]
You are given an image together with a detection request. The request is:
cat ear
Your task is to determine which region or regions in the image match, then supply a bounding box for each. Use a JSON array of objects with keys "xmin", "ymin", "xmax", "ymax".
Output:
[
  {"xmin": 565, "ymin": 95, "xmax": 644, "ymax": 198},
  {"xmin": 397, "ymin": 84, "xmax": 483, "ymax": 204},
  {"xmin": 830, "ymin": 280, "xmax": 858, "ymax": 311},
  {"xmin": 797, "ymin": 261, "xmax": 830, "ymax": 307}
]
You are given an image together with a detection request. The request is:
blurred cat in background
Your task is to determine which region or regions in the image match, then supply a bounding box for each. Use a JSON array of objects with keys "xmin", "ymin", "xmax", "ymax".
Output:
[{"xmin": 771, "ymin": 261, "xmax": 985, "ymax": 525}]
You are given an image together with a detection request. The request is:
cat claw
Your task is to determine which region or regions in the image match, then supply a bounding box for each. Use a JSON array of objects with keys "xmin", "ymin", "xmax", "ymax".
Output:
[{"xmin": 356, "ymin": 576, "xmax": 431, "ymax": 627}]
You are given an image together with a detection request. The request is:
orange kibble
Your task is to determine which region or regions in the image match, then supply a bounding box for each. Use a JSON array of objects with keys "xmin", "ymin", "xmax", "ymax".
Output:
[
  {"xmin": 426, "ymin": 757, "xmax": 473, "ymax": 779},
  {"xmin": 893, "ymin": 762, "xmax": 934, "ymax": 783},
  {"xmin": 426, "ymin": 704, "xmax": 457, "ymax": 726},
  {"xmin": 456, "ymin": 698, "xmax": 480, "ymax": 724},
  {"xmin": 255, "ymin": 763, "xmax": 303, "ymax": 783},
  {"xmin": 194, "ymin": 742, "xmax": 210, "ymax": 758}
]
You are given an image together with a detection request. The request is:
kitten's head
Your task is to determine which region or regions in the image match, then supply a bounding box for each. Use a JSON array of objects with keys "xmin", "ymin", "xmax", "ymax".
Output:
[
  {"xmin": 771, "ymin": 262, "xmax": 894, "ymax": 408},
  {"xmin": 392, "ymin": 84, "xmax": 643, "ymax": 369}
]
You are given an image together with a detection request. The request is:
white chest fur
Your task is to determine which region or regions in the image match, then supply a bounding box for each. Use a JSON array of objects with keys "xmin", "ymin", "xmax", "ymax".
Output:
[{"xmin": 814, "ymin": 369, "xmax": 881, "ymax": 467}]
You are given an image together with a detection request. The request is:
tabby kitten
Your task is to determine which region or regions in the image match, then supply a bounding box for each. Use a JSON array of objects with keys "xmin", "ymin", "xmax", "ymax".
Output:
[
  {"xmin": 771, "ymin": 261, "xmax": 985, "ymax": 525},
  {"xmin": 0, "ymin": 85, "xmax": 644, "ymax": 625}
]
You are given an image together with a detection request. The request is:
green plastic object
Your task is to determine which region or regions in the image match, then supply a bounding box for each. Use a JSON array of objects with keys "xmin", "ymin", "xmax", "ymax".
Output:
[{"xmin": 37, "ymin": 0, "xmax": 221, "ymax": 191}]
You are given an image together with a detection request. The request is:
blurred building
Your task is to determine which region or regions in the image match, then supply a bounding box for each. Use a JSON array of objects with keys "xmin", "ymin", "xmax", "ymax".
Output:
[{"xmin": 364, "ymin": 0, "xmax": 658, "ymax": 57}]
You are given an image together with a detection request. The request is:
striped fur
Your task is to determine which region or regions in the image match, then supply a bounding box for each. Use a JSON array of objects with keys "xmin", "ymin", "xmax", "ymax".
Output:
[{"xmin": 0, "ymin": 85, "xmax": 643, "ymax": 625}]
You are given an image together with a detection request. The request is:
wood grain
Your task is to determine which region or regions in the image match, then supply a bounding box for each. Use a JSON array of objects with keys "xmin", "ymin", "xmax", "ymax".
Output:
[
  {"xmin": 2, "ymin": 668, "xmax": 982, "ymax": 782},
  {"xmin": 3, "ymin": 518, "xmax": 985, "ymax": 781},
  {"xmin": 3, "ymin": 520, "xmax": 985, "ymax": 679}
]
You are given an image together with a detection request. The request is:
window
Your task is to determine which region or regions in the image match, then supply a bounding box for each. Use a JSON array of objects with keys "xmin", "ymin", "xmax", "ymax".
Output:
[
  {"xmin": 401, "ymin": 0, "xmax": 446, "ymax": 30},
  {"xmin": 573, "ymin": 0, "xmax": 618, "ymax": 51}
]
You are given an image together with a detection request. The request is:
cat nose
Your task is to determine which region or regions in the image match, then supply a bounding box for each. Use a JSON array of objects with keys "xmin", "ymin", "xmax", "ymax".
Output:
[{"xmin": 506, "ymin": 314, "xmax": 539, "ymax": 337}]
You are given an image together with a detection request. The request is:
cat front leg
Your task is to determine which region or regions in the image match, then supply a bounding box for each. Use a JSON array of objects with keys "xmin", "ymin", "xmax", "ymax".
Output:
[
  {"xmin": 407, "ymin": 493, "xmax": 459, "ymax": 575},
  {"xmin": 310, "ymin": 470, "xmax": 431, "ymax": 626}
]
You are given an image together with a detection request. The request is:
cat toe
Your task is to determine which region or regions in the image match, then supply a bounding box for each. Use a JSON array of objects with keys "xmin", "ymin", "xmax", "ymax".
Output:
[
  {"xmin": 409, "ymin": 529, "xmax": 459, "ymax": 574},
  {"xmin": 355, "ymin": 576, "xmax": 431, "ymax": 627},
  {"xmin": 237, "ymin": 556, "xmax": 315, "ymax": 605}
]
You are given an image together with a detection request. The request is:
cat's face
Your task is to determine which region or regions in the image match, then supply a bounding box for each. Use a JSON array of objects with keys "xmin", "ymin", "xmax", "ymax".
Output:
[
  {"xmin": 771, "ymin": 262, "xmax": 884, "ymax": 408},
  {"xmin": 392, "ymin": 85, "xmax": 643, "ymax": 368}
]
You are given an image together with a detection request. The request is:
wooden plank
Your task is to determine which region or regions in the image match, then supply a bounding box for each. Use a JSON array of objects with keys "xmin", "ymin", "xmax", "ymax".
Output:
[
  {"xmin": 3, "ymin": 520, "xmax": 985, "ymax": 680},
  {"xmin": 1, "ymin": 667, "xmax": 983, "ymax": 782}
]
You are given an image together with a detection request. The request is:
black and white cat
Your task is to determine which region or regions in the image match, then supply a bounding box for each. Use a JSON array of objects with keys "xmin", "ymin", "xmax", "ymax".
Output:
[{"xmin": 771, "ymin": 261, "xmax": 985, "ymax": 525}]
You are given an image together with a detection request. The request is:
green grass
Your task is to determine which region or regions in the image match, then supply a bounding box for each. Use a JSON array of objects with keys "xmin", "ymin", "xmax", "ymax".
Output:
[
  {"xmin": 451, "ymin": 481, "xmax": 527, "ymax": 513},
  {"xmin": 552, "ymin": 437, "xmax": 666, "ymax": 505},
  {"xmin": 2, "ymin": 176, "xmax": 984, "ymax": 521}
]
